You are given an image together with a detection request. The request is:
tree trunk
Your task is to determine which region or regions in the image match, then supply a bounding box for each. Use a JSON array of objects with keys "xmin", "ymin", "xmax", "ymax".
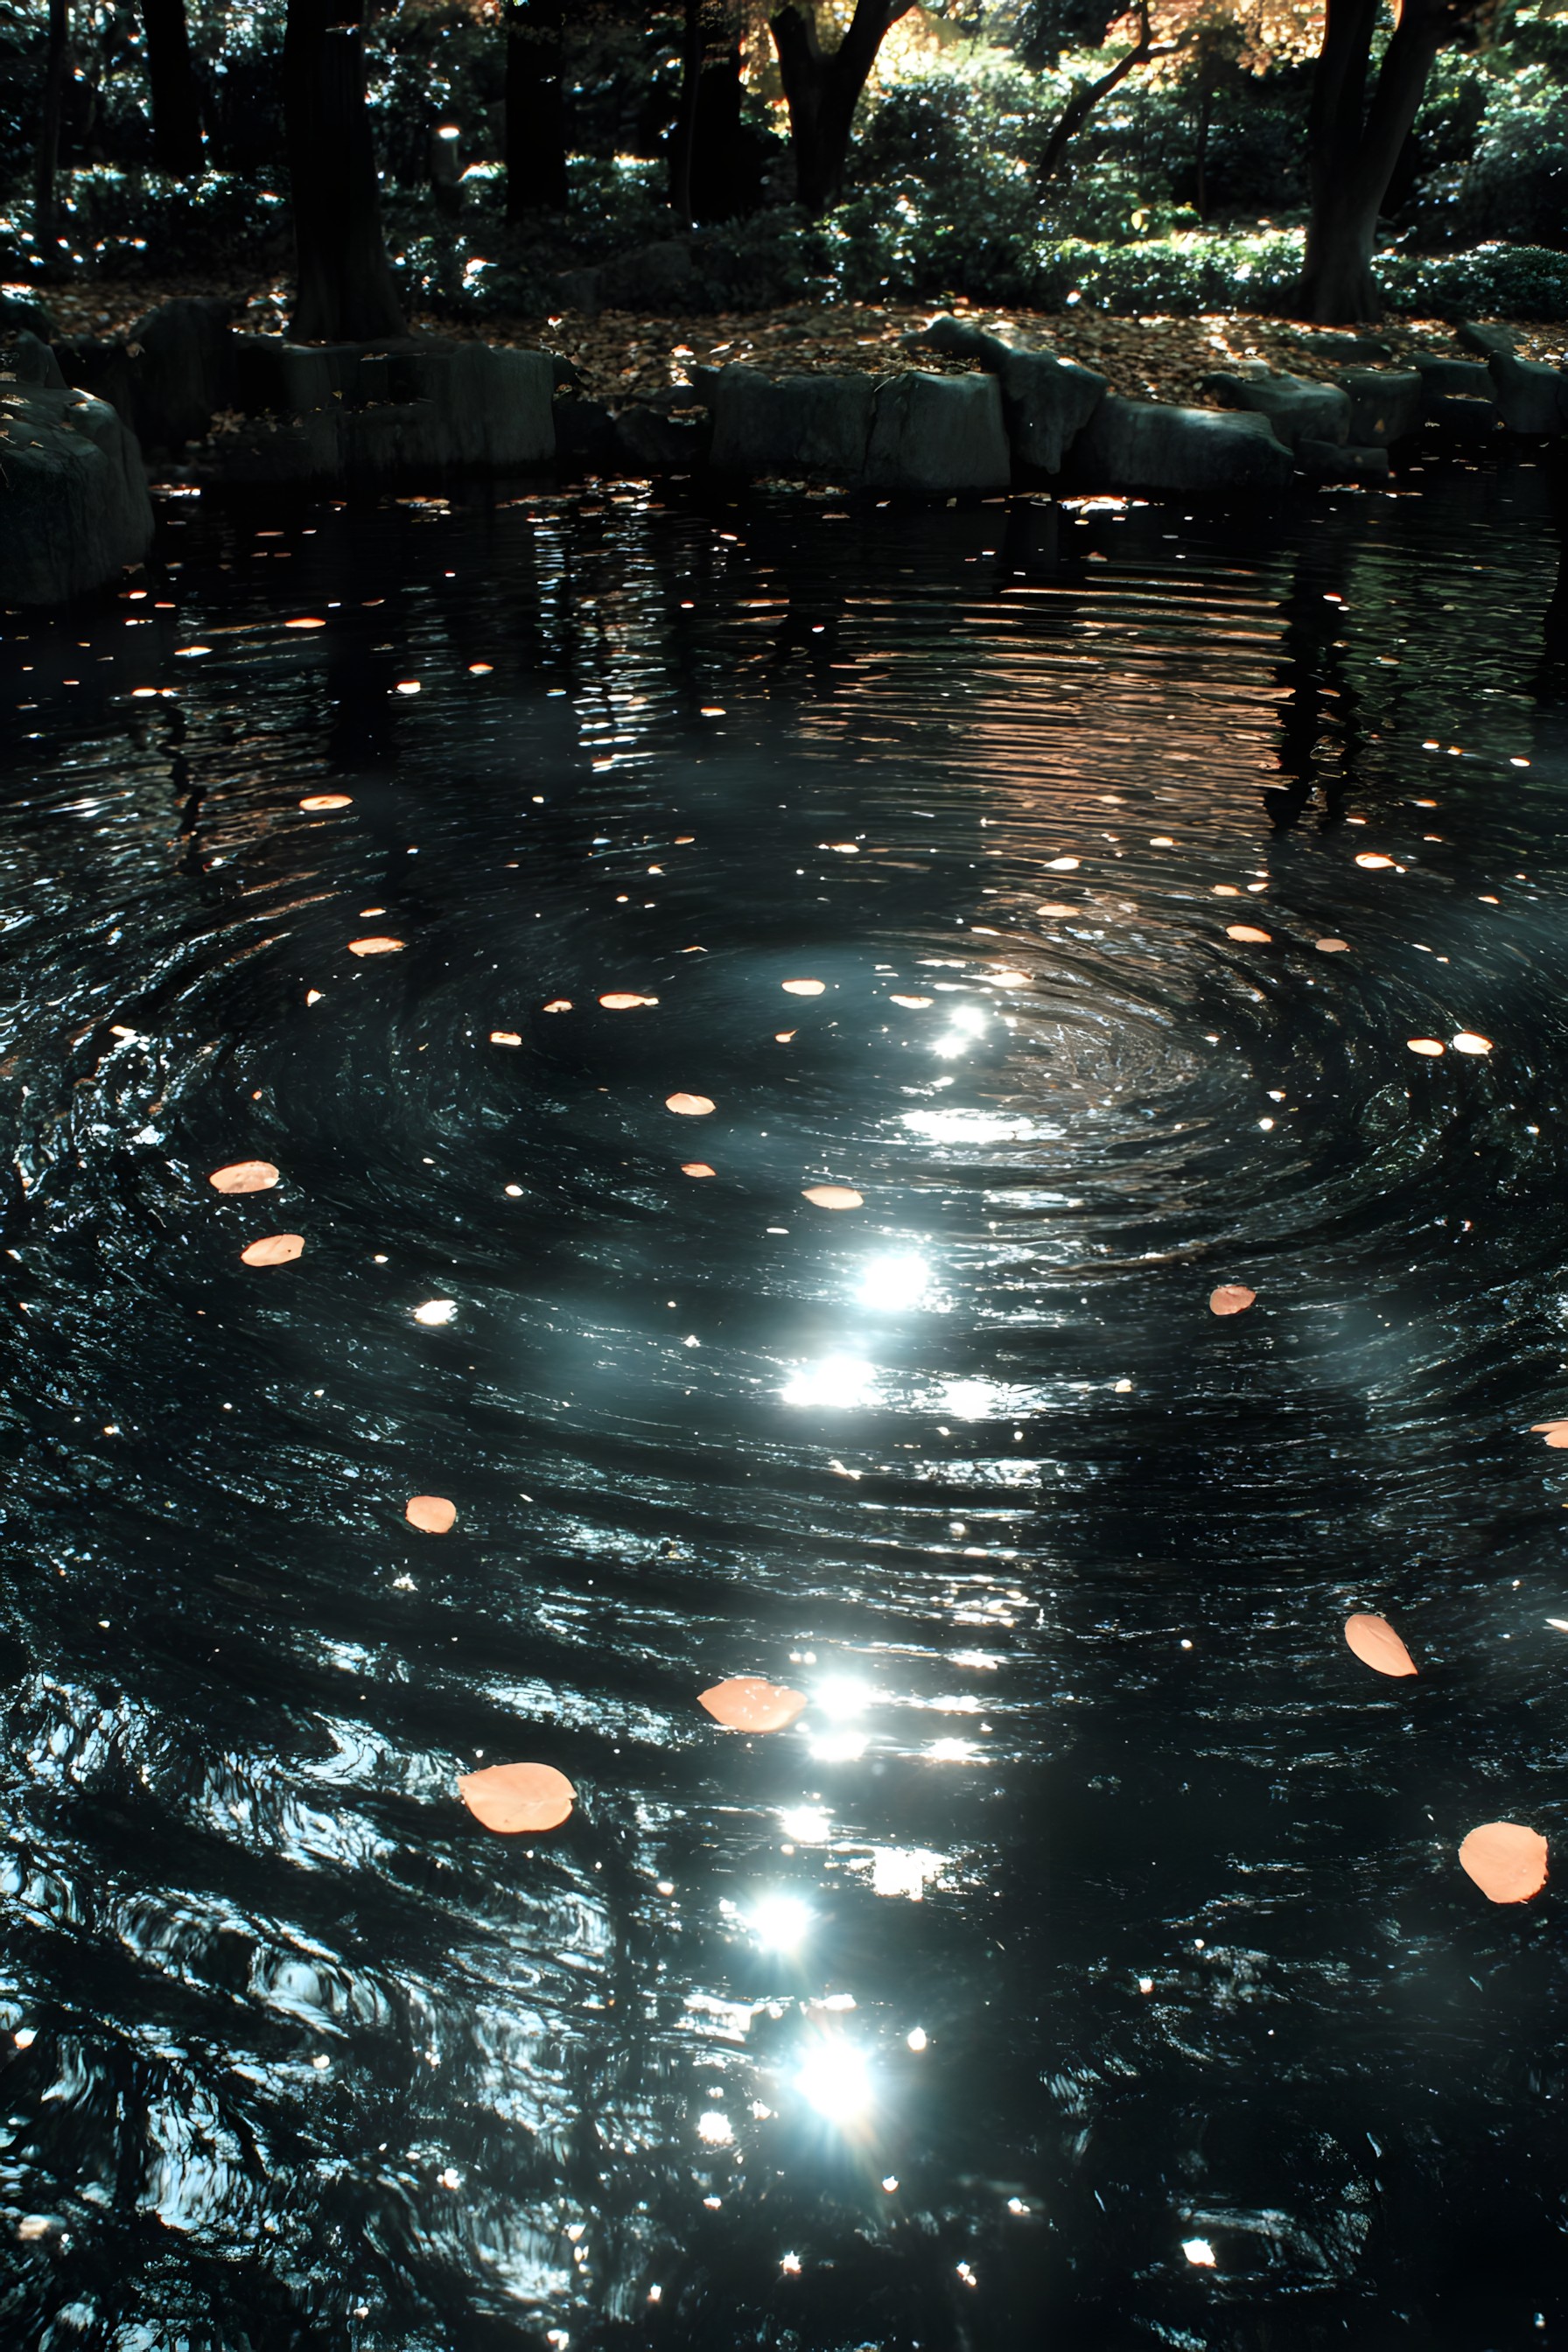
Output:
[
  {"xmin": 668, "ymin": 0, "xmax": 704, "ymax": 227},
  {"xmin": 768, "ymin": 0, "xmax": 914, "ymax": 216},
  {"xmin": 139, "ymin": 0, "xmax": 204, "ymax": 177},
  {"xmin": 1037, "ymin": 4, "xmax": 1164, "ymax": 186},
  {"xmin": 505, "ymin": 0, "xmax": 568, "ymax": 217},
  {"xmin": 284, "ymin": 0, "xmax": 405, "ymax": 342},
  {"xmin": 691, "ymin": 38, "xmax": 763, "ymax": 221},
  {"xmin": 1296, "ymin": 0, "xmax": 1451, "ymax": 323},
  {"xmin": 34, "ymin": 0, "xmax": 69, "ymax": 261}
]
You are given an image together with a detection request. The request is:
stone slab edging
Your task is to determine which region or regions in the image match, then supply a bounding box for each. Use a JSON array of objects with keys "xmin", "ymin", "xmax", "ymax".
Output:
[{"xmin": 4, "ymin": 298, "xmax": 1566, "ymax": 605}]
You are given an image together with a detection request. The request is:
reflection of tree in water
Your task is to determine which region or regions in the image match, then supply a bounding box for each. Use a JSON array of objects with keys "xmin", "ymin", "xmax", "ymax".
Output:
[
  {"xmin": 1262, "ymin": 520, "xmax": 1362, "ymax": 834},
  {"xmin": 1536, "ymin": 444, "xmax": 1568, "ymax": 691}
]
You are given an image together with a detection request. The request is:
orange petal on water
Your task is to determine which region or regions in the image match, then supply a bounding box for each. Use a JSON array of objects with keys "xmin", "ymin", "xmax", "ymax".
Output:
[
  {"xmin": 1406, "ymin": 1038, "xmax": 1445, "ymax": 1056},
  {"xmin": 542, "ymin": 999, "xmax": 572, "ymax": 1012},
  {"xmin": 682, "ymin": 1162, "xmax": 716, "ymax": 1178},
  {"xmin": 774, "ymin": 1030, "xmax": 796, "ymax": 1043},
  {"xmin": 1037, "ymin": 903, "xmax": 1078, "ymax": 917},
  {"xmin": 299, "ymin": 794, "xmax": 353, "ymax": 811},
  {"xmin": 286, "ymin": 617, "xmax": 326, "ymax": 630},
  {"xmin": 1213, "ymin": 884, "xmax": 1242, "ymax": 897},
  {"xmin": 1530, "ymin": 1419, "xmax": 1568, "ymax": 1448},
  {"xmin": 406, "ymin": 1494, "xmax": 456, "ymax": 1533},
  {"xmin": 241, "ymin": 1233, "xmax": 304, "ymax": 1267},
  {"xmin": 1452, "ymin": 1032, "xmax": 1493, "ymax": 1055},
  {"xmin": 348, "ymin": 935, "xmax": 404, "ymax": 957},
  {"xmin": 468, "ymin": 662, "xmax": 494, "ymax": 674},
  {"xmin": 1354, "ymin": 852, "xmax": 1395, "ymax": 869},
  {"xmin": 1459, "ymin": 1820, "xmax": 1548, "ymax": 1904},
  {"xmin": 987, "ymin": 969, "xmax": 1031, "ymax": 987},
  {"xmin": 599, "ymin": 992, "xmax": 658, "ymax": 1010},
  {"xmin": 1226, "ymin": 924, "xmax": 1272, "ymax": 944},
  {"xmin": 803, "ymin": 1185, "xmax": 864, "ymax": 1210},
  {"xmin": 889, "ymin": 993, "xmax": 934, "ymax": 1008},
  {"xmin": 1315, "ymin": 937, "xmax": 1349, "ymax": 953},
  {"xmin": 1343, "ymin": 1613, "xmax": 1418, "ymax": 1677},
  {"xmin": 782, "ymin": 979, "xmax": 825, "ymax": 997},
  {"xmin": 208, "ymin": 1160, "xmax": 279, "ymax": 1194},
  {"xmin": 458, "ymin": 1760, "xmax": 576, "ymax": 1834},
  {"xmin": 667, "ymin": 1092, "xmax": 715, "ymax": 1116},
  {"xmin": 1208, "ymin": 1283, "xmax": 1256, "ymax": 1316},
  {"xmin": 490, "ymin": 1030, "xmax": 522, "ymax": 1046},
  {"xmin": 698, "ymin": 1676, "xmax": 807, "ymax": 1732}
]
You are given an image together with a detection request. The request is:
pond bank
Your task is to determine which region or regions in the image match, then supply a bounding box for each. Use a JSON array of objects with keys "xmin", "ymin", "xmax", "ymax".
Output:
[{"xmin": 5, "ymin": 284, "xmax": 1567, "ymax": 605}]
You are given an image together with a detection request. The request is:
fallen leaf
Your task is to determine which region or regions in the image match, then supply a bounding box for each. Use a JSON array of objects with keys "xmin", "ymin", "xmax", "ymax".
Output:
[
  {"xmin": 1459, "ymin": 1820, "xmax": 1548, "ymax": 1905},
  {"xmin": 1046, "ymin": 856, "xmax": 1081, "ymax": 872},
  {"xmin": 468, "ymin": 662, "xmax": 494, "ymax": 675},
  {"xmin": 241, "ymin": 1233, "xmax": 304, "ymax": 1267},
  {"xmin": 300, "ymin": 794, "xmax": 353, "ymax": 811},
  {"xmin": 1208, "ymin": 1283, "xmax": 1255, "ymax": 1316},
  {"xmin": 406, "ymin": 1495, "xmax": 456, "ymax": 1533},
  {"xmin": 774, "ymin": 1030, "xmax": 796, "ymax": 1043},
  {"xmin": 1406, "ymin": 1038, "xmax": 1445, "ymax": 1056},
  {"xmin": 349, "ymin": 936, "xmax": 404, "ymax": 957},
  {"xmin": 782, "ymin": 979, "xmax": 825, "ymax": 997},
  {"xmin": 682, "ymin": 1162, "xmax": 716, "ymax": 1178},
  {"xmin": 1315, "ymin": 938, "xmax": 1349, "ymax": 953},
  {"xmin": 490, "ymin": 1030, "xmax": 522, "ymax": 1046},
  {"xmin": 803, "ymin": 1185, "xmax": 864, "ymax": 1209},
  {"xmin": 1344, "ymin": 1613, "xmax": 1417, "ymax": 1677},
  {"xmin": 1213, "ymin": 884, "xmax": 1242, "ymax": 897},
  {"xmin": 600, "ymin": 992, "xmax": 658, "ymax": 1010},
  {"xmin": 1452, "ymin": 1032, "xmax": 1492, "ymax": 1055},
  {"xmin": 305, "ymin": 989, "xmax": 323, "ymax": 1005},
  {"xmin": 208, "ymin": 1160, "xmax": 279, "ymax": 1194},
  {"xmin": 543, "ymin": 999, "xmax": 572, "ymax": 1012},
  {"xmin": 458, "ymin": 1760, "xmax": 576, "ymax": 1833},
  {"xmin": 1038, "ymin": 903, "xmax": 1078, "ymax": 917},
  {"xmin": 286, "ymin": 617, "xmax": 326, "ymax": 630},
  {"xmin": 987, "ymin": 970, "xmax": 1031, "ymax": 987},
  {"xmin": 667, "ymin": 1093, "xmax": 715, "ymax": 1116},
  {"xmin": 698, "ymin": 1676, "xmax": 807, "ymax": 1732},
  {"xmin": 1354, "ymin": 852, "xmax": 1396, "ymax": 869},
  {"xmin": 1226, "ymin": 925, "xmax": 1272, "ymax": 943},
  {"xmin": 889, "ymin": 993, "xmax": 934, "ymax": 1008},
  {"xmin": 1531, "ymin": 1419, "xmax": 1568, "ymax": 1448}
]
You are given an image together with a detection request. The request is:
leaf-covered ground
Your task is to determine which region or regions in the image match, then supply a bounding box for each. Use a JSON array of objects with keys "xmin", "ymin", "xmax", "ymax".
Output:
[{"xmin": 45, "ymin": 277, "xmax": 1565, "ymax": 416}]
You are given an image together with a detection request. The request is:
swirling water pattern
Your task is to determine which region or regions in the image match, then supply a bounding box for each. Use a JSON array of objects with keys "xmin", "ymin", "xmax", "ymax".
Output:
[{"xmin": 1, "ymin": 457, "xmax": 1566, "ymax": 2348}]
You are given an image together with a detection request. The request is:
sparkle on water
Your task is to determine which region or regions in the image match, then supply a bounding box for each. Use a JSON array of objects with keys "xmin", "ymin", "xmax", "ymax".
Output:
[{"xmin": 0, "ymin": 457, "xmax": 1564, "ymax": 2345}]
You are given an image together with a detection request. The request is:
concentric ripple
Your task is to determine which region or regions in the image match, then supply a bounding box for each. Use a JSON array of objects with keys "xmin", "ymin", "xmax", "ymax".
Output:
[{"xmin": 1, "ymin": 458, "xmax": 1567, "ymax": 2347}]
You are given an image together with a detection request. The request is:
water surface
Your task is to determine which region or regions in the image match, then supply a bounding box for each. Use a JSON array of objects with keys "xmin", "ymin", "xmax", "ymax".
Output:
[{"xmin": 2, "ymin": 457, "xmax": 1567, "ymax": 2349}]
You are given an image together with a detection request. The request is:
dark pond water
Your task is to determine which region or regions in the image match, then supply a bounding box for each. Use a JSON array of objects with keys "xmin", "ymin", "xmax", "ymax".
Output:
[{"xmin": 2, "ymin": 454, "xmax": 1568, "ymax": 2352}]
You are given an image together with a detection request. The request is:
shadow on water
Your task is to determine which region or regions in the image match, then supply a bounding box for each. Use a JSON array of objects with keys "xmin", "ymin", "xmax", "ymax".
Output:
[{"xmin": 0, "ymin": 454, "xmax": 1566, "ymax": 2348}]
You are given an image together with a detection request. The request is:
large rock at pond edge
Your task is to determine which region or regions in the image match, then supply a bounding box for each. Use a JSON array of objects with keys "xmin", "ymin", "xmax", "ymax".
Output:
[
  {"xmin": 912, "ymin": 315, "xmax": 1104, "ymax": 472},
  {"xmin": 614, "ymin": 402, "xmax": 709, "ymax": 471},
  {"xmin": 708, "ymin": 367, "xmax": 875, "ymax": 481},
  {"xmin": 56, "ymin": 297, "xmax": 234, "ymax": 452},
  {"xmin": 1412, "ymin": 353, "xmax": 1499, "ymax": 438},
  {"xmin": 1334, "ymin": 368, "xmax": 1423, "ymax": 446},
  {"xmin": 1203, "ymin": 368, "xmax": 1351, "ymax": 450},
  {"xmin": 1452, "ymin": 318, "xmax": 1568, "ymax": 429},
  {"xmin": 1483, "ymin": 349, "xmax": 1568, "ymax": 435},
  {"xmin": 0, "ymin": 381, "xmax": 153, "ymax": 604},
  {"xmin": 863, "ymin": 372, "xmax": 1010, "ymax": 492},
  {"xmin": 1296, "ymin": 438, "xmax": 1391, "ymax": 483},
  {"xmin": 1070, "ymin": 396, "xmax": 1292, "ymax": 493},
  {"xmin": 199, "ymin": 338, "xmax": 554, "ymax": 484},
  {"xmin": 992, "ymin": 347, "xmax": 1105, "ymax": 473}
]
